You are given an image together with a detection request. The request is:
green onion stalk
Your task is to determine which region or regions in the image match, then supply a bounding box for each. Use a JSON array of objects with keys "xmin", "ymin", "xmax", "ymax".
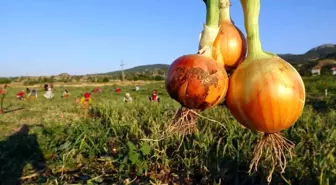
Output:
[
  {"xmin": 219, "ymin": 0, "xmax": 231, "ymax": 23},
  {"xmin": 240, "ymin": 0, "xmax": 274, "ymax": 61},
  {"xmin": 198, "ymin": 0, "xmax": 220, "ymax": 57}
]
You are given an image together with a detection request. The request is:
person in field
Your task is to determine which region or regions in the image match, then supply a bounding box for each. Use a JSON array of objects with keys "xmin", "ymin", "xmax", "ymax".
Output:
[
  {"xmin": 28, "ymin": 89, "xmax": 38, "ymax": 100},
  {"xmin": 0, "ymin": 84, "xmax": 8, "ymax": 114},
  {"xmin": 115, "ymin": 88, "xmax": 121, "ymax": 93},
  {"xmin": 80, "ymin": 92, "xmax": 92, "ymax": 107},
  {"xmin": 149, "ymin": 89, "xmax": 160, "ymax": 102},
  {"xmin": 92, "ymin": 87, "xmax": 97, "ymax": 93},
  {"xmin": 92, "ymin": 86, "xmax": 101, "ymax": 93},
  {"xmin": 43, "ymin": 84, "xmax": 54, "ymax": 100},
  {"xmin": 0, "ymin": 87, "xmax": 6, "ymax": 96},
  {"xmin": 0, "ymin": 84, "xmax": 8, "ymax": 95},
  {"xmin": 44, "ymin": 84, "xmax": 49, "ymax": 92},
  {"xmin": 62, "ymin": 89, "xmax": 70, "ymax": 98},
  {"xmin": 123, "ymin": 93, "xmax": 133, "ymax": 103},
  {"xmin": 96, "ymin": 86, "xmax": 101, "ymax": 93},
  {"xmin": 16, "ymin": 90, "xmax": 25, "ymax": 100}
]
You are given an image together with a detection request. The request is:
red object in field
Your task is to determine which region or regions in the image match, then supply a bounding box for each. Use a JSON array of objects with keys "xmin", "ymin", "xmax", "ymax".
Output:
[
  {"xmin": 84, "ymin": 92, "xmax": 91, "ymax": 99},
  {"xmin": 92, "ymin": 87, "xmax": 101, "ymax": 93},
  {"xmin": 17, "ymin": 91, "xmax": 25, "ymax": 97},
  {"xmin": 150, "ymin": 90, "xmax": 160, "ymax": 102},
  {"xmin": 115, "ymin": 88, "xmax": 121, "ymax": 93},
  {"xmin": 151, "ymin": 94, "xmax": 157, "ymax": 101},
  {"xmin": 0, "ymin": 89, "xmax": 5, "ymax": 95}
]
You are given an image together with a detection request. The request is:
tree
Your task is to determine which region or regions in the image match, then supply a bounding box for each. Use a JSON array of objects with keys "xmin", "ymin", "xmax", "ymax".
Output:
[
  {"xmin": 102, "ymin": 77, "xmax": 109, "ymax": 82},
  {"xmin": 88, "ymin": 77, "xmax": 96, "ymax": 83},
  {"xmin": 0, "ymin": 78, "xmax": 11, "ymax": 84}
]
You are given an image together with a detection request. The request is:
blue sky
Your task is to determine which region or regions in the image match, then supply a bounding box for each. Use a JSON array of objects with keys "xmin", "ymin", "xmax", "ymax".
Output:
[{"xmin": 1, "ymin": 0, "xmax": 335, "ymax": 77}]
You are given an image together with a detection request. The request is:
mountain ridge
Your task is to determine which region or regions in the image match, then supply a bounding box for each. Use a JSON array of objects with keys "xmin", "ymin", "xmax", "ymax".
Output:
[
  {"xmin": 98, "ymin": 43, "xmax": 336, "ymax": 75},
  {"xmin": 1, "ymin": 43, "xmax": 335, "ymax": 81}
]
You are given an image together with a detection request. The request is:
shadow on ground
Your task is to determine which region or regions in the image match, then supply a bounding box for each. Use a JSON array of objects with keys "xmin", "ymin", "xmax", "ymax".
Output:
[
  {"xmin": 3, "ymin": 107, "xmax": 25, "ymax": 114},
  {"xmin": 0, "ymin": 124, "xmax": 49, "ymax": 184}
]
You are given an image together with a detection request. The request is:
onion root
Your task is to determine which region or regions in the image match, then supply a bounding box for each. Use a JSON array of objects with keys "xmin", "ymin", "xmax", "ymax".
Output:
[
  {"xmin": 249, "ymin": 132, "xmax": 294, "ymax": 183},
  {"xmin": 167, "ymin": 107, "xmax": 199, "ymax": 135}
]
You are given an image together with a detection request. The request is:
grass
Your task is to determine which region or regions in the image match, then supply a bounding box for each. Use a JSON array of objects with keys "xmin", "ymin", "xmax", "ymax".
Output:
[{"xmin": 0, "ymin": 77, "xmax": 335, "ymax": 185}]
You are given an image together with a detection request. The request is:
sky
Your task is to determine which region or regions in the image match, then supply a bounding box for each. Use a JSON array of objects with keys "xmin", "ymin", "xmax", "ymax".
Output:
[{"xmin": 1, "ymin": 0, "xmax": 335, "ymax": 77}]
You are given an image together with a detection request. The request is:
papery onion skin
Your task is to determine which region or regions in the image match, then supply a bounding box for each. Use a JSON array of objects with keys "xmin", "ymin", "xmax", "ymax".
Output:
[
  {"xmin": 213, "ymin": 21, "xmax": 247, "ymax": 70},
  {"xmin": 166, "ymin": 54, "xmax": 229, "ymax": 110},
  {"xmin": 226, "ymin": 57, "xmax": 305, "ymax": 133}
]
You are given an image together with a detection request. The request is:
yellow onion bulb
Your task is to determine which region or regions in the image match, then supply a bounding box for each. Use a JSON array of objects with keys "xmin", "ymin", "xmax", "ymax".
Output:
[
  {"xmin": 166, "ymin": 54, "xmax": 229, "ymax": 110},
  {"xmin": 226, "ymin": 57, "xmax": 305, "ymax": 133},
  {"xmin": 212, "ymin": 21, "xmax": 247, "ymax": 71}
]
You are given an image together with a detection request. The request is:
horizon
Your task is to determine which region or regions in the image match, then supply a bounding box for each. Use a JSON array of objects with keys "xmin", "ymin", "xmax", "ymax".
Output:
[
  {"xmin": 0, "ymin": 63, "xmax": 171, "ymax": 78},
  {"xmin": 1, "ymin": 0, "xmax": 336, "ymax": 77}
]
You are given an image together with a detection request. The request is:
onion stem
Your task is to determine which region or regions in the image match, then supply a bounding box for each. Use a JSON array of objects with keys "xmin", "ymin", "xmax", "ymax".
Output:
[
  {"xmin": 219, "ymin": 0, "xmax": 231, "ymax": 23},
  {"xmin": 240, "ymin": 0, "xmax": 273, "ymax": 60},
  {"xmin": 205, "ymin": 0, "xmax": 220, "ymax": 28},
  {"xmin": 199, "ymin": 0, "xmax": 220, "ymax": 57}
]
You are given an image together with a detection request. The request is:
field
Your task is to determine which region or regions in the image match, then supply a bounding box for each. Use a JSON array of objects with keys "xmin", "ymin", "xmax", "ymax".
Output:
[{"xmin": 0, "ymin": 76, "xmax": 335, "ymax": 185}]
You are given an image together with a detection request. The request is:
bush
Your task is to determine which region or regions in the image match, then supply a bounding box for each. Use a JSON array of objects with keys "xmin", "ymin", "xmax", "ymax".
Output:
[
  {"xmin": 23, "ymin": 80, "xmax": 39, "ymax": 85},
  {"xmin": 102, "ymin": 77, "xmax": 109, "ymax": 83},
  {"xmin": 96, "ymin": 77, "xmax": 109, "ymax": 83},
  {"xmin": 152, "ymin": 75, "xmax": 164, "ymax": 81},
  {"xmin": 88, "ymin": 77, "xmax": 96, "ymax": 83},
  {"xmin": 0, "ymin": 78, "xmax": 11, "ymax": 84}
]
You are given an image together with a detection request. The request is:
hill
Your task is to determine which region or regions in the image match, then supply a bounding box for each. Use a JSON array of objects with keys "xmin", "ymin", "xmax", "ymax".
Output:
[
  {"xmin": 1, "ymin": 43, "xmax": 335, "ymax": 85},
  {"xmin": 96, "ymin": 44, "xmax": 336, "ymax": 78},
  {"xmin": 279, "ymin": 44, "xmax": 336, "ymax": 64},
  {"xmin": 92, "ymin": 64, "xmax": 170, "ymax": 81},
  {"xmin": 100, "ymin": 64, "xmax": 170, "ymax": 76},
  {"xmin": 277, "ymin": 44, "xmax": 336, "ymax": 76},
  {"xmin": 101, "ymin": 44, "xmax": 336, "ymax": 75}
]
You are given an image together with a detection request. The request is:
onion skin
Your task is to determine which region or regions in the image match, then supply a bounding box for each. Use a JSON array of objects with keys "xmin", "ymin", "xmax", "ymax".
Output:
[
  {"xmin": 166, "ymin": 54, "xmax": 228, "ymax": 110},
  {"xmin": 226, "ymin": 57, "xmax": 305, "ymax": 133},
  {"xmin": 213, "ymin": 20, "xmax": 247, "ymax": 70}
]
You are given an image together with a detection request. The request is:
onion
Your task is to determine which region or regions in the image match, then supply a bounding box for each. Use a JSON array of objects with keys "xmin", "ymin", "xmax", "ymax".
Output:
[
  {"xmin": 225, "ymin": 0, "xmax": 305, "ymax": 182},
  {"xmin": 166, "ymin": 0, "xmax": 229, "ymax": 135},
  {"xmin": 166, "ymin": 54, "xmax": 228, "ymax": 109},
  {"xmin": 166, "ymin": 54, "xmax": 228, "ymax": 134},
  {"xmin": 212, "ymin": 0, "xmax": 247, "ymax": 72}
]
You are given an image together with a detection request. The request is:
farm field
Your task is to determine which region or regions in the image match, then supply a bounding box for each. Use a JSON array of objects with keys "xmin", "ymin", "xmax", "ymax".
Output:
[{"xmin": 0, "ymin": 76, "xmax": 335, "ymax": 185}]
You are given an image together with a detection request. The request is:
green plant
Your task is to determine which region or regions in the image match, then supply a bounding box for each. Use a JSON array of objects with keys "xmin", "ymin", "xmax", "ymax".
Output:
[
  {"xmin": 0, "ymin": 79, "xmax": 334, "ymax": 184},
  {"xmin": 0, "ymin": 78, "xmax": 11, "ymax": 84}
]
